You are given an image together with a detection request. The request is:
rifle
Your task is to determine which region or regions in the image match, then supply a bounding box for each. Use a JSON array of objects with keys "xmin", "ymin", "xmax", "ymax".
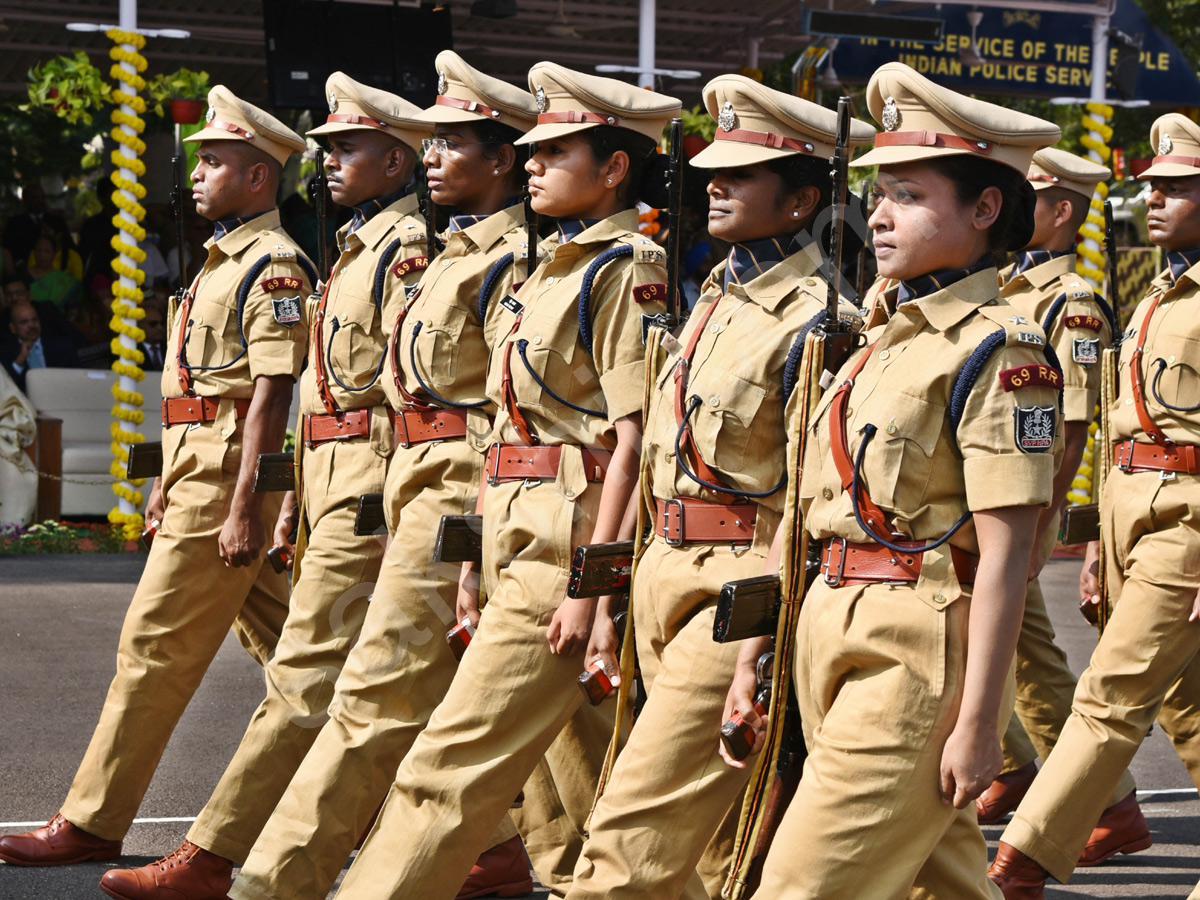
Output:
[
  {"xmin": 424, "ymin": 191, "xmax": 438, "ymax": 267},
  {"xmin": 524, "ymin": 163, "xmax": 539, "ymax": 280},
  {"xmin": 578, "ymin": 611, "xmax": 628, "ymax": 706},
  {"xmin": 712, "ymin": 575, "xmax": 781, "ymax": 643},
  {"xmin": 311, "ymin": 150, "xmax": 330, "ymax": 283},
  {"xmin": 854, "ymin": 178, "xmax": 872, "ymax": 304},
  {"xmin": 720, "ymin": 652, "xmax": 774, "ymax": 761},
  {"xmin": 567, "ymin": 540, "xmax": 635, "ymax": 598},
  {"xmin": 641, "ymin": 118, "xmax": 685, "ymax": 342},
  {"xmin": 818, "ymin": 97, "xmax": 860, "ymax": 381},
  {"xmin": 353, "ymin": 493, "xmax": 387, "ymax": 537},
  {"xmin": 171, "ymin": 155, "xmax": 189, "ymax": 302},
  {"xmin": 253, "ymin": 452, "xmax": 295, "ymax": 493},
  {"xmin": 126, "ymin": 441, "xmax": 163, "ymax": 481},
  {"xmin": 1103, "ymin": 200, "xmax": 1122, "ymax": 341},
  {"xmin": 433, "ymin": 514, "xmax": 484, "ymax": 565}
]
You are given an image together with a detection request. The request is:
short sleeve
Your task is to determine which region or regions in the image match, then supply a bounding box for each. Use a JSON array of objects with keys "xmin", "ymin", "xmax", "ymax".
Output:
[
  {"xmin": 244, "ymin": 259, "xmax": 311, "ymax": 381},
  {"xmin": 958, "ymin": 346, "xmax": 1061, "ymax": 511},
  {"xmin": 591, "ymin": 255, "xmax": 667, "ymax": 421},
  {"xmin": 1051, "ymin": 295, "xmax": 1111, "ymax": 423}
]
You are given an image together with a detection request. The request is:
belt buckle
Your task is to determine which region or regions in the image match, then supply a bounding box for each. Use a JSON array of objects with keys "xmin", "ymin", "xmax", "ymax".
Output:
[
  {"xmin": 1115, "ymin": 440, "xmax": 1134, "ymax": 472},
  {"xmin": 823, "ymin": 537, "xmax": 847, "ymax": 586},
  {"xmin": 396, "ymin": 409, "xmax": 413, "ymax": 449},
  {"xmin": 662, "ymin": 498, "xmax": 685, "ymax": 546},
  {"xmin": 487, "ymin": 443, "xmax": 503, "ymax": 485}
]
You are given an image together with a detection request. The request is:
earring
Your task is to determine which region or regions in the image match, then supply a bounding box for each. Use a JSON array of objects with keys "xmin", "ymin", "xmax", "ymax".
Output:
[
  {"xmin": 606, "ymin": 177, "xmax": 613, "ymax": 185},
  {"xmin": 792, "ymin": 211, "xmax": 800, "ymax": 218},
  {"xmin": 493, "ymin": 168, "xmax": 500, "ymax": 175}
]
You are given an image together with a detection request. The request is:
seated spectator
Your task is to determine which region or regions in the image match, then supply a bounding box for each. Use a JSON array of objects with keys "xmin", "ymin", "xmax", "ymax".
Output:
[
  {"xmin": 28, "ymin": 217, "xmax": 84, "ymax": 281},
  {"xmin": 139, "ymin": 300, "xmax": 167, "ymax": 371},
  {"xmin": 2, "ymin": 183, "xmax": 73, "ymax": 265},
  {"xmin": 1, "ymin": 299, "xmax": 79, "ymax": 391},
  {"xmin": 27, "ymin": 233, "xmax": 82, "ymax": 312},
  {"xmin": 75, "ymin": 274, "xmax": 118, "ymax": 368}
]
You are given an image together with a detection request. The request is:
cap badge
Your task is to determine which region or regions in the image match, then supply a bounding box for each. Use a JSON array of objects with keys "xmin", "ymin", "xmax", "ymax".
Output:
[
  {"xmin": 205, "ymin": 106, "xmax": 216, "ymax": 124},
  {"xmin": 1158, "ymin": 133, "xmax": 1173, "ymax": 155},
  {"xmin": 717, "ymin": 102, "xmax": 738, "ymax": 133},
  {"xmin": 535, "ymin": 85, "xmax": 547, "ymax": 113},
  {"xmin": 437, "ymin": 70, "xmax": 447, "ymax": 96},
  {"xmin": 881, "ymin": 97, "xmax": 900, "ymax": 132},
  {"xmin": 327, "ymin": 90, "xmax": 338, "ymax": 114}
]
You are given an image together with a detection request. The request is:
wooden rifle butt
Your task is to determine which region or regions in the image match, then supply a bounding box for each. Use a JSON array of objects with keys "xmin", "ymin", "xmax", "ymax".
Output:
[
  {"xmin": 434, "ymin": 514, "xmax": 483, "ymax": 564},
  {"xmin": 713, "ymin": 575, "xmax": 781, "ymax": 643},
  {"xmin": 567, "ymin": 540, "xmax": 635, "ymax": 598},
  {"xmin": 253, "ymin": 452, "xmax": 295, "ymax": 493},
  {"xmin": 353, "ymin": 493, "xmax": 386, "ymax": 537},
  {"xmin": 126, "ymin": 441, "xmax": 163, "ymax": 481}
]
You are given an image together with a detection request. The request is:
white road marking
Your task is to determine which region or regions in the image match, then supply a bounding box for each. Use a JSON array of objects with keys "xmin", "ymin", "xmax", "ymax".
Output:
[
  {"xmin": 1136, "ymin": 788, "xmax": 1199, "ymax": 801},
  {"xmin": 0, "ymin": 816, "xmax": 196, "ymax": 828}
]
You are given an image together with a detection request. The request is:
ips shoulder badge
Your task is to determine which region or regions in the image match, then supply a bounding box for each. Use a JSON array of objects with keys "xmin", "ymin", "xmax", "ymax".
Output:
[
  {"xmin": 1072, "ymin": 337, "xmax": 1099, "ymax": 366},
  {"xmin": 1014, "ymin": 405, "xmax": 1056, "ymax": 453},
  {"xmin": 272, "ymin": 296, "xmax": 302, "ymax": 328}
]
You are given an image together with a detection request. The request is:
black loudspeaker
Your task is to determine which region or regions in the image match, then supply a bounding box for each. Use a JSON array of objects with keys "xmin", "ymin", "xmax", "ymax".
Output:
[{"xmin": 263, "ymin": 0, "xmax": 453, "ymax": 109}]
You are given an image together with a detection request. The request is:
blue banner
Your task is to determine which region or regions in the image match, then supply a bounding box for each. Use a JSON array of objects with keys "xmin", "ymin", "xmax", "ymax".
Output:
[{"xmin": 828, "ymin": 0, "xmax": 1200, "ymax": 105}]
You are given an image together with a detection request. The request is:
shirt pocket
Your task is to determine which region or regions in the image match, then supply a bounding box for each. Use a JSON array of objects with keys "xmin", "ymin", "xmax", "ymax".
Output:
[
  {"xmin": 1147, "ymin": 334, "xmax": 1200, "ymax": 413},
  {"xmin": 187, "ymin": 300, "xmax": 237, "ymax": 368},
  {"xmin": 328, "ymin": 297, "xmax": 383, "ymax": 388},
  {"xmin": 859, "ymin": 391, "xmax": 945, "ymax": 513},
  {"xmin": 692, "ymin": 375, "xmax": 767, "ymax": 475},
  {"xmin": 514, "ymin": 323, "xmax": 591, "ymax": 415},
  {"xmin": 409, "ymin": 304, "xmax": 468, "ymax": 389}
]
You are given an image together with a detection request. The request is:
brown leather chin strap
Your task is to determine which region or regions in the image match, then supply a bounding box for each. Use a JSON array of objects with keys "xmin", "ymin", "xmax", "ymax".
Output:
[
  {"xmin": 827, "ymin": 341, "xmax": 894, "ymax": 538},
  {"xmin": 1129, "ymin": 291, "xmax": 1172, "ymax": 445},
  {"xmin": 672, "ymin": 295, "xmax": 738, "ymax": 503},
  {"xmin": 500, "ymin": 313, "xmax": 537, "ymax": 445}
]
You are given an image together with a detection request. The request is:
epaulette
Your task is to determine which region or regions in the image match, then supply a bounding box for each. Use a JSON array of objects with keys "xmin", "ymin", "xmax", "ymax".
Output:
[
  {"xmin": 401, "ymin": 229, "xmax": 427, "ymax": 246},
  {"xmin": 271, "ymin": 247, "xmax": 296, "ymax": 261},
  {"xmin": 1058, "ymin": 273, "xmax": 1094, "ymax": 302},
  {"xmin": 616, "ymin": 233, "xmax": 666, "ymax": 265},
  {"xmin": 977, "ymin": 303, "xmax": 1049, "ymax": 351}
]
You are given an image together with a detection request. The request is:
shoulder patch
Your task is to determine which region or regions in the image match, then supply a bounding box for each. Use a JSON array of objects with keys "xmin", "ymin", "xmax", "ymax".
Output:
[
  {"xmin": 260, "ymin": 275, "xmax": 303, "ymax": 293},
  {"xmin": 1064, "ymin": 314, "xmax": 1103, "ymax": 332},
  {"xmin": 271, "ymin": 296, "xmax": 302, "ymax": 327},
  {"xmin": 1014, "ymin": 405, "xmax": 1056, "ymax": 453},
  {"xmin": 392, "ymin": 256, "xmax": 428, "ymax": 278},
  {"xmin": 1072, "ymin": 337, "xmax": 1100, "ymax": 366},
  {"xmin": 999, "ymin": 363, "xmax": 1062, "ymax": 392},
  {"xmin": 634, "ymin": 282, "xmax": 666, "ymax": 304}
]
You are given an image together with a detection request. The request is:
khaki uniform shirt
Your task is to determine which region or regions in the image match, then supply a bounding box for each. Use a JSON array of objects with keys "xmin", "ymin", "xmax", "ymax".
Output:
[
  {"xmin": 644, "ymin": 246, "xmax": 837, "ymax": 550},
  {"xmin": 800, "ymin": 269, "xmax": 1061, "ymax": 609},
  {"xmin": 300, "ymin": 193, "xmax": 427, "ymax": 417},
  {"xmin": 386, "ymin": 204, "xmax": 531, "ymax": 454},
  {"xmin": 1111, "ymin": 261, "xmax": 1200, "ymax": 445},
  {"xmin": 1000, "ymin": 253, "xmax": 1112, "ymax": 424},
  {"xmin": 486, "ymin": 210, "xmax": 667, "ymax": 450},
  {"xmin": 163, "ymin": 210, "xmax": 311, "ymax": 400}
]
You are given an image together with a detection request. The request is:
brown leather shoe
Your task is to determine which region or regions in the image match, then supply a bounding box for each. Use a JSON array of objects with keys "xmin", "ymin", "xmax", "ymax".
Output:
[
  {"xmin": 455, "ymin": 835, "xmax": 534, "ymax": 900},
  {"xmin": 987, "ymin": 841, "xmax": 1048, "ymax": 900},
  {"xmin": 98, "ymin": 840, "xmax": 232, "ymax": 900},
  {"xmin": 0, "ymin": 813, "xmax": 121, "ymax": 866},
  {"xmin": 1077, "ymin": 790, "xmax": 1152, "ymax": 866},
  {"xmin": 976, "ymin": 760, "xmax": 1039, "ymax": 824}
]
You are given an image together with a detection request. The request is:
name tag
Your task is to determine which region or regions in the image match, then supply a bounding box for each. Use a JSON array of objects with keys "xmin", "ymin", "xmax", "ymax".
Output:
[{"xmin": 500, "ymin": 294, "xmax": 524, "ymax": 317}]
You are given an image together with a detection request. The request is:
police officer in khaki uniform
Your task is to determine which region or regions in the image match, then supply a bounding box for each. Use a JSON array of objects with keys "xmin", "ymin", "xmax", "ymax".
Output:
[
  {"xmin": 0, "ymin": 87, "xmax": 311, "ymax": 870},
  {"xmin": 331, "ymin": 63, "xmax": 678, "ymax": 900},
  {"xmin": 979, "ymin": 149, "xmax": 1152, "ymax": 861},
  {"xmin": 990, "ymin": 114, "xmax": 1200, "ymax": 899},
  {"xmin": 230, "ymin": 53, "xmax": 546, "ymax": 900},
  {"xmin": 564, "ymin": 75, "xmax": 872, "ymax": 900},
  {"xmin": 724, "ymin": 63, "xmax": 1063, "ymax": 899},
  {"xmin": 90, "ymin": 74, "xmax": 431, "ymax": 900}
]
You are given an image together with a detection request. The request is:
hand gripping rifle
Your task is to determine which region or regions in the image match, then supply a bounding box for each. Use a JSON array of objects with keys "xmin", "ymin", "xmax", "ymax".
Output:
[{"xmin": 311, "ymin": 150, "xmax": 330, "ymax": 284}]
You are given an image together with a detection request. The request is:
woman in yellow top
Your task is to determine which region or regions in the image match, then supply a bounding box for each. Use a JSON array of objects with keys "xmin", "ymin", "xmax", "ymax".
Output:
[
  {"xmin": 332, "ymin": 63, "xmax": 681, "ymax": 900},
  {"xmin": 723, "ymin": 62, "xmax": 1064, "ymax": 899}
]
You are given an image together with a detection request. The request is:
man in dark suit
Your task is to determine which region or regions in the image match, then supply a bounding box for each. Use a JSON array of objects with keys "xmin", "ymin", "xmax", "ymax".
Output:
[
  {"xmin": 1, "ymin": 299, "xmax": 79, "ymax": 391},
  {"xmin": 138, "ymin": 301, "xmax": 167, "ymax": 371}
]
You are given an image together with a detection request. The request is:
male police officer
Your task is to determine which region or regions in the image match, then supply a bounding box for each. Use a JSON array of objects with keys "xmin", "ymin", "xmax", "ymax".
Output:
[{"xmin": 0, "ymin": 87, "xmax": 311, "ymax": 873}]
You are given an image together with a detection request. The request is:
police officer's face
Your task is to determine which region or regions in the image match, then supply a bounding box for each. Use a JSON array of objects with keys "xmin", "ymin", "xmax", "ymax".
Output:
[
  {"xmin": 706, "ymin": 164, "xmax": 813, "ymax": 244},
  {"xmin": 423, "ymin": 125, "xmax": 499, "ymax": 211},
  {"xmin": 1146, "ymin": 176, "xmax": 1200, "ymax": 251},
  {"xmin": 870, "ymin": 162, "xmax": 999, "ymax": 281},
  {"xmin": 526, "ymin": 134, "xmax": 622, "ymax": 219},
  {"xmin": 325, "ymin": 132, "xmax": 410, "ymax": 208},
  {"xmin": 190, "ymin": 143, "xmax": 259, "ymax": 221}
]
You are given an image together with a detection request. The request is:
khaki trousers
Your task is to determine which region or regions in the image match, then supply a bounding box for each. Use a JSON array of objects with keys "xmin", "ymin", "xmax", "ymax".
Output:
[
  {"xmin": 187, "ymin": 437, "xmax": 387, "ymax": 864},
  {"xmin": 333, "ymin": 475, "xmax": 611, "ymax": 900},
  {"xmin": 755, "ymin": 581, "xmax": 1002, "ymax": 900},
  {"xmin": 1002, "ymin": 471, "xmax": 1200, "ymax": 883},
  {"xmin": 566, "ymin": 535, "xmax": 765, "ymax": 900},
  {"xmin": 1000, "ymin": 573, "xmax": 1136, "ymax": 809},
  {"xmin": 61, "ymin": 419, "xmax": 289, "ymax": 841},
  {"xmin": 229, "ymin": 440, "xmax": 525, "ymax": 900}
]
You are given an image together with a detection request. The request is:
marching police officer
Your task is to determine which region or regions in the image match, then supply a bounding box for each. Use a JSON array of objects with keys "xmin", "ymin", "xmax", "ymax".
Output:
[{"xmin": 0, "ymin": 88, "xmax": 311, "ymax": 875}]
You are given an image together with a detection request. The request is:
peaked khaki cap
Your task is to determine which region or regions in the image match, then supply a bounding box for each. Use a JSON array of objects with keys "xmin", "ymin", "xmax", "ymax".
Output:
[
  {"xmin": 185, "ymin": 85, "xmax": 305, "ymax": 166},
  {"xmin": 417, "ymin": 51, "xmax": 538, "ymax": 133},
  {"xmin": 691, "ymin": 74, "xmax": 875, "ymax": 169},
  {"xmin": 852, "ymin": 63, "xmax": 1060, "ymax": 173},
  {"xmin": 307, "ymin": 72, "xmax": 429, "ymax": 153},
  {"xmin": 516, "ymin": 62, "xmax": 682, "ymax": 146},
  {"xmin": 1138, "ymin": 113, "xmax": 1200, "ymax": 179},
  {"xmin": 1028, "ymin": 147, "xmax": 1110, "ymax": 200}
]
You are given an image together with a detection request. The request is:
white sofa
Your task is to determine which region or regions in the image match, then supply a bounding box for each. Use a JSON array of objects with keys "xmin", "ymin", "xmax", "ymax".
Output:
[{"xmin": 24, "ymin": 368, "xmax": 301, "ymax": 518}]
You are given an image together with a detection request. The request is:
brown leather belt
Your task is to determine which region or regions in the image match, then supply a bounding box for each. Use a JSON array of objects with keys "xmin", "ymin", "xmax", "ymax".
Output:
[
  {"xmin": 162, "ymin": 396, "xmax": 251, "ymax": 426},
  {"xmin": 390, "ymin": 407, "xmax": 469, "ymax": 447},
  {"xmin": 820, "ymin": 537, "xmax": 979, "ymax": 587},
  {"xmin": 1114, "ymin": 439, "xmax": 1200, "ymax": 475},
  {"xmin": 485, "ymin": 443, "xmax": 611, "ymax": 484},
  {"xmin": 655, "ymin": 497, "xmax": 757, "ymax": 546},
  {"xmin": 303, "ymin": 409, "xmax": 372, "ymax": 447}
]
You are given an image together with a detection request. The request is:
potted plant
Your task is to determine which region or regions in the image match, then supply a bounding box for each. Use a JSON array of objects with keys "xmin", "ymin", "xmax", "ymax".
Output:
[
  {"xmin": 23, "ymin": 51, "xmax": 112, "ymax": 125},
  {"xmin": 680, "ymin": 104, "xmax": 715, "ymax": 159},
  {"xmin": 147, "ymin": 67, "xmax": 210, "ymax": 124}
]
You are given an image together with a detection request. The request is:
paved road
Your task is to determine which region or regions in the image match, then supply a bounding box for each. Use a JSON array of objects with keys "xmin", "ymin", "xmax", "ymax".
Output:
[{"xmin": 0, "ymin": 554, "xmax": 1195, "ymax": 899}]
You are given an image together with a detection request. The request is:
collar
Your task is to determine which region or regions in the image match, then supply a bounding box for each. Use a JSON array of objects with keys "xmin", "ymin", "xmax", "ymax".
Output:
[
  {"xmin": 341, "ymin": 192, "xmax": 422, "ymax": 252},
  {"xmin": 449, "ymin": 212, "xmax": 489, "ymax": 234},
  {"xmin": 209, "ymin": 209, "xmax": 281, "ymax": 257},
  {"xmin": 454, "ymin": 202, "xmax": 528, "ymax": 255},
  {"xmin": 894, "ymin": 267, "xmax": 1000, "ymax": 332},
  {"xmin": 212, "ymin": 210, "xmax": 271, "ymax": 242},
  {"xmin": 1011, "ymin": 249, "xmax": 1070, "ymax": 281},
  {"xmin": 1167, "ymin": 248, "xmax": 1200, "ymax": 286},
  {"xmin": 557, "ymin": 218, "xmax": 601, "ymax": 243},
  {"xmin": 348, "ymin": 185, "xmax": 414, "ymax": 234},
  {"xmin": 552, "ymin": 209, "xmax": 641, "ymax": 249},
  {"xmin": 897, "ymin": 256, "xmax": 994, "ymax": 305},
  {"xmin": 1001, "ymin": 250, "xmax": 1076, "ymax": 291},
  {"xmin": 717, "ymin": 237, "xmax": 825, "ymax": 313},
  {"xmin": 723, "ymin": 234, "xmax": 793, "ymax": 292}
]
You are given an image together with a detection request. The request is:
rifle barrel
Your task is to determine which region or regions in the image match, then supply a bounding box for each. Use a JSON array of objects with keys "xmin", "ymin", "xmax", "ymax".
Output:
[
  {"xmin": 665, "ymin": 117, "xmax": 684, "ymax": 324},
  {"xmin": 172, "ymin": 155, "xmax": 187, "ymax": 296},
  {"xmin": 311, "ymin": 150, "xmax": 328, "ymax": 281},
  {"xmin": 825, "ymin": 97, "xmax": 852, "ymax": 326}
]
